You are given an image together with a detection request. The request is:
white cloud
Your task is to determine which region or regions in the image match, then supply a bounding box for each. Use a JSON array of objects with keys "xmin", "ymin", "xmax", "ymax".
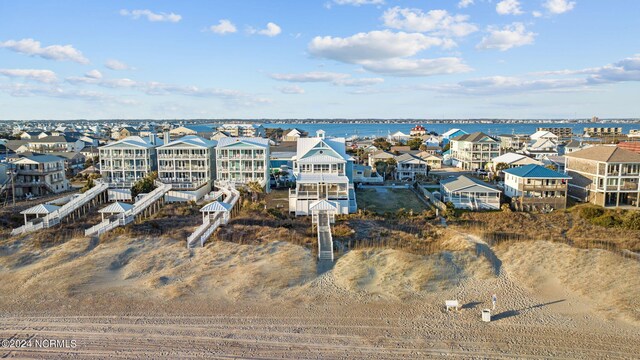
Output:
[
  {"xmin": 119, "ymin": 9, "xmax": 181, "ymax": 23},
  {"xmin": 309, "ymin": 30, "xmax": 447, "ymax": 63},
  {"xmin": 332, "ymin": 0, "xmax": 384, "ymax": 6},
  {"xmin": 0, "ymin": 38, "xmax": 89, "ymax": 64},
  {"xmin": 543, "ymin": 0, "xmax": 576, "ymax": 14},
  {"xmin": 418, "ymin": 54, "xmax": 640, "ymax": 96},
  {"xmin": 496, "ymin": 0, "xmax": 524, "ymax": 15},
  {"xmin": 209, "ymin": 19, "xmax": 237, "ymax": 35},
  {"xmin": 532, "ymin": 11, "xmax": 543, "ymax": 17},
  {"xmin": 358, "ymin": 58, "xmax": 472, "ymax": 77},
  {"xmin": 260, "ymin": 22, "xmax": 282, "ymax": 37},
  {"xmin": 64, "ymin": 72, "xmax": 271, "ymax": 107},
  {"xmin": 476, "ymin": 23, "xmax": 536, "ymax": 51},
  {"xmin": 458, "ymin": 0, "xmax": 474, "ymax": 8},
  {"xmin": 277, "ymin": 85, "xmax": 305, "ymax": 94},
  {"xmin": 308, "ymin": 30, "xmax": 470, "ymax": 77},
  {"xmin": 0, "ymin": 69, "xmax": 58, "ymax": 83},
  {"xmin": 105, "ymin": 59, "xmax": 132, "ymax": 71},
  {"xmin": 270, "ymin": 71, "xmax": 384, "ymax": 86},
  {"xmin": 85, "ymin": 69, "xmax": 103, "ymax": 79},
  {"xmin": 382, "ymin": 7, "xmax": 478, "ymax": 37}
]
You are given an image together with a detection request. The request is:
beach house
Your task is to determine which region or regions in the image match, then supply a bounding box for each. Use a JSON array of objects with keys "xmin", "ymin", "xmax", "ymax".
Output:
[
  {"xmin": 9, "ymin": 155, "xmax": 69, "ymax": 198},
  {"xmin": 489, "ymin": 152, "xmax": 542, "ymax": 173},
  {"xmin": 441, "ymin": 128, "xmax": 467, "ymax": 146},
  {"xmin": 395, "ymin": 153, "xmax": 429, "ymax": 181},
  {"xmin": 157, "ymin": 135, "xmax": 217, "ymax": 202},
  {"xmin": 215, "ymin": 137, "xmax": 270, "ymax": 191},
  {"xmin": 99, "ymin": 136, "xmax": 158, "ymax": 188},
  {"xmin": 565, "ymin": 146, "xmax": 640, "ymax": 207},
  {"xmin": 217, "ymin": 124, "xmax": 266, "ymax": 138},
  {"xmin": 289, "ymin": 136, "xmax": 356, "ymax": 215},
  {"xmin": 503, "ymin": 164, "xmax": 571, "ymax": 211},
  {"xmin": 450, "ymin": 132, "xmax": 501, "ymax": 170},
  {"xmin": 440, "ymin": 175, "xmax": 501, "ymax": 210}
]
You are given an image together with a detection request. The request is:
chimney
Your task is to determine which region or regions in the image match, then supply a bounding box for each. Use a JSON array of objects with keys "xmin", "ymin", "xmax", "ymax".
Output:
[{"xmin": 163, "ymin": 127, "xmax": 170, "ymax": 145}]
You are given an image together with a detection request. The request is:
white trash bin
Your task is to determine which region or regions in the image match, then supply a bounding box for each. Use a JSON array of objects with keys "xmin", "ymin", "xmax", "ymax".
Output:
[{"xmin": 482, "ymin": 309, "xmax": 491, "ymax": 322}]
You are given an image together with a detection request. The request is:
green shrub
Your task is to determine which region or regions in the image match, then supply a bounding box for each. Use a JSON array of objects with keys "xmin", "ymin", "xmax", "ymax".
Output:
[
  {"xmin": 580, "ymin": 206, "xmax": 604, "ymax": 219},
  {"xmin": 591, "ymin": 214, "xmax": 621, "ymax": 228},
  {"xmin": 622, "ymin": 211, "xmax": 640, "ymax": 230}
]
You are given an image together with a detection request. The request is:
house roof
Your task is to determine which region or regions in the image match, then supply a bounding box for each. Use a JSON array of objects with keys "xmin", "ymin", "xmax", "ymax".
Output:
[
  {"xmin": 394, "ymin": 153, "xmax": 425, "ymax": 164},
  {"xmin": 159, "ymin": 135, "xmax": 216, "ymax": 149},
  {"xmin": 530, "ymin": 130, "xmax": 558, "ymax": 140},
  {"xmin": 309, "ymin": 200, "xmax": 338, "ymax": 212},
  {"xmin": 440, "ymin": 175, "xmax": 500, "ymax": 193},
  {"xmin": 200, "ymin": 201, "xmax": 233, "ymax": 212},
  {"xmin": 102, "ymin": 136, "xmax": 155, "ymax": 149},
  {"xmin": 451, "ymin": 132, "xmax": 496, "ymax": 143},
  {"xmin": 14, "ymin": 154, "xmax": 65, "ymax": 164},
  {"xmin": 503, "ymin": 164, "xmax": 570, "ymax": 179},
  {"xmin": 296, "ymin": 137, "xmax": 350, "ymax": 161},
  {"xmin": 296, "ymin": 173, "xmax": 349, "ymax": 184},
  {"xmin": 99, "ymin": 202, "xmax": 134, "ymax": 214},
  {"xmin": 20, "ymin": 203, "xmax": 60, "ymax": 215},
  {"xmin": 442, "ymin": 128, "xmax": 467, "ymax": 138},
  {"xmin": 564, "ymin": 139, "xmax": 582, "ymax": 148},
  {"xmin": 297, "ymin": 154, "xmax": 346, "ymax": 164},
  {"xmin": 217, "ymin": 136, "xmax": 270, "ymax": 148},
  {"xmin": 491, "ymin": 152, "xmax": 528, "ymax": 164},
  {"xmin": 565, "ymin": 145, "xmax": 640, "ymax": 163}
]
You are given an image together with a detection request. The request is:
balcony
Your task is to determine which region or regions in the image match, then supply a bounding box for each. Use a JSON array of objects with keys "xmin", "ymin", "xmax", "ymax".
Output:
[{"xmin": 520, "ymin": 184, "xmax": 567, "ymax": 191}]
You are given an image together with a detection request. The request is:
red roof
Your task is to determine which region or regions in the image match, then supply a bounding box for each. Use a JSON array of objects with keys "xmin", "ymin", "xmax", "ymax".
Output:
[{"xmin": 617, "ymin": 142, "xmax": 640, "ymax": 154}]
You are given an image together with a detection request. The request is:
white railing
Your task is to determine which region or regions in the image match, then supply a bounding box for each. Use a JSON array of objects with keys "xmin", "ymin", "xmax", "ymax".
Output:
[
  {"xmin": 44, "ymin": 181, "xmax": 109, "ymax": 226},
  {"xmin": 84, "ymin": 181, "xmax": 172, "ymax": 237},
  {"xmin": 11, "ymin": 221, "xmax": 44, "ymax": 236},
  {"xmin": 186, "ymin": 184, "xmax": 240, "ymax": 248}
]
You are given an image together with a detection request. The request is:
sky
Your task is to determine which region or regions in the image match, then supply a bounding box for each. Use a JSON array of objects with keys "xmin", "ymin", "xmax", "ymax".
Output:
[{"xmin": 0, "ymin": 0, "xmax": 639, "ymax": 120}]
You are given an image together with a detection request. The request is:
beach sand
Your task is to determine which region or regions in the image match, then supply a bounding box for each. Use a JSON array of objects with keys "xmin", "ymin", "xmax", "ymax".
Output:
[{"xmin": 0, "ymin": 234, "xmax": 638, "ymax": 358}]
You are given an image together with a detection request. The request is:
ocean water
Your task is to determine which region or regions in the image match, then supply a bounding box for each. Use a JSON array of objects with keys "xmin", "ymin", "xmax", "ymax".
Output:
[{"xmin": 264, "ymin": 122, "xmax": 639, "ymax": 138}]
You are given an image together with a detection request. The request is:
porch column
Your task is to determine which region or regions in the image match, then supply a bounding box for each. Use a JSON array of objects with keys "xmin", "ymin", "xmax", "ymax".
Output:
[{"xmin": 24, "ymin": 213, "xmax": 27, "ymax": 226}]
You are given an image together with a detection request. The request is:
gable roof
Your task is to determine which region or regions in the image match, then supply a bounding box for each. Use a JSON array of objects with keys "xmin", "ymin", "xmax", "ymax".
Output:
[
  {"xmin": 394, "ymin": 153, "xmax": 425, "ymax": 164},
  {"xmin": 530, "ymin": 130, "xmax": 558, "ymax": 140},
  {"xmin": 217, "ymin": 136, "xmax": 270, "ymax": 148},
  {"xmin": 14, "ymin": 154, "xmax": 65, "ymax": 164},
  {"xmin": 99, "ymin": 202, "xmax": 134, "ymax": 214},
  {"xmin": 440, "ymin": 175, "xmax": 501, "ymax": 193},
  {"xmin": 296, "ymin": 137, "xmax": 350, "ymax": 161},
  {"xmin": 442, "ymin": 128, "xmax": 467, "ymax": 138},
  {"xmin": 102, "ymin": 136, "xmax": 154, "ymax": 149},
  {"xmin": 159, "ymin": 135, "xmax": 216, "ymax": 149},
  {"xmin": 20, "ymin": 203, "xmax": 60, "ymax": 215},
  {"xmin": 503, "ymin": 164, "xmax": 570, "ymax": 179},
  {"xmin": 565, "ymin": 145, "xmax": 640, "ymax": 163},
  {"xmin": 200, "ymin": 201, "xmax": 233, "ymax": 212},
  {"xmin": 451, "ymin": 132, "xmax": 497, "ymax": 143}
]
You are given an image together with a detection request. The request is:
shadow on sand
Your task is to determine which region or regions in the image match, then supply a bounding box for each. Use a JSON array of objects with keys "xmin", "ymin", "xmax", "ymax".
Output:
[
  {"xmin": 490, "ymin": 299, "xmax": 567, "ymax": 321},
  {"xmin": 317, "ymin": 259, "xmax": 334, "ymax": 275},
  {"xmin": 462, "ymin": 301, "xmax": 483, "ymax": 309}
]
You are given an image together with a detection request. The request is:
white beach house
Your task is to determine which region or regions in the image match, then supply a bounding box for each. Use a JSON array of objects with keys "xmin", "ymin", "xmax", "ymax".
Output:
[
  {"xmin": 99, "ymin": 136, "xmax": 158, "ymax": 188},
  {"xmin": 440, "ymin": 175, "xmax": 501, "ymax": 210},
  {"xmin": 157, "ymin": 135, "xmax": 217, "ymax": 202},
  {"xmin": 215, "ymin": 137, "xmax": 270, "ymax": 191},
  {"xmin": 289, "ymin": 135, "xmax": 356, "ymax": 215}
]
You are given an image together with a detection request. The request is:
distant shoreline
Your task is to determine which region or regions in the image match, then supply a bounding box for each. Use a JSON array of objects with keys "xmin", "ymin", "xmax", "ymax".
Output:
[{"xmin": 2, "ymin": 118, "xmax": 640, "ymax": 124}]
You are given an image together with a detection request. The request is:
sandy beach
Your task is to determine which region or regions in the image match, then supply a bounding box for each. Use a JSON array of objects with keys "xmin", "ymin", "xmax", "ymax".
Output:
[{"xmin": 1, "ymin": 232, "xmax": 638, "ymax": 359}]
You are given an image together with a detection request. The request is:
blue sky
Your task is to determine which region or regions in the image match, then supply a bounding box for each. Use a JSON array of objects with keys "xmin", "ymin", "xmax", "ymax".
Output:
[{"xmin": 0, "ymin": 0, "xmax": 639, "ymax": 120}]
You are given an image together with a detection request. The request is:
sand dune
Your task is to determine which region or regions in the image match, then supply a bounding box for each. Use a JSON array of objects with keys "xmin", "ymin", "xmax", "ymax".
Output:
[{"xmin": 1, "ymin": 234, "xmax": 639, "ymax": 358}]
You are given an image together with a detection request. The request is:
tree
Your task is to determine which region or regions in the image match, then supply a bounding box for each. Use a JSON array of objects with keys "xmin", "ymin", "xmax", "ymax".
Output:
[
  {"xmin": 376, "ymin": 158, "xmax": 397, "ymax": 180},
  {"xmin": 495, "ymin": 162, "xmax": 510, "ymax": 174},
  {"xmin": 80, "ymin": 178, "xmax": 95, "ymax": 193},
  {"xmin": 442, "ymin": 142, "xmax": 451, "ymax": 152},
  {"xmin": 131, "ymin": 171, "xmax": 158, "ymax": 199},
  {"xmin": 373, "ymin": 137, "xmax": 392, "ymax": 151},
  {"xmin": 246, "ymin": 181, "xmax": 264, "ymax": 202},
  {"xmin": 407, "ymin": 137, "xmax": 423, "ymax": 150},
  {"xmin": 545, "ymin": 164, "xmax": 558, "ymax": 171}
]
